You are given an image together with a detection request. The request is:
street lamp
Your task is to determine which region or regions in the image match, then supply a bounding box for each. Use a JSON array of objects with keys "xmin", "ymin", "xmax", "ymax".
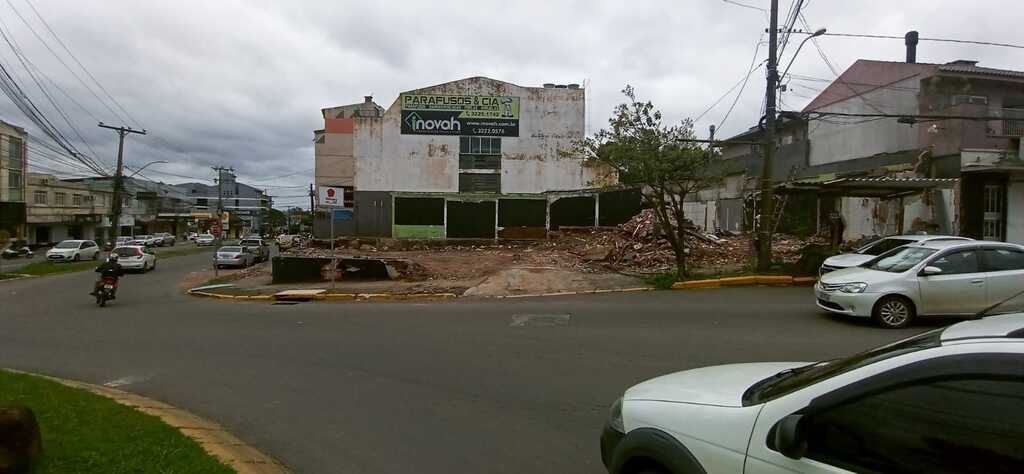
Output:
[
  {"xmin": 126, "ymin": 160, "xmax": 169, "ymax": 178},
  {"xmin": 779, "ymin": 28, "xmax": 827, "ymax": 87}
]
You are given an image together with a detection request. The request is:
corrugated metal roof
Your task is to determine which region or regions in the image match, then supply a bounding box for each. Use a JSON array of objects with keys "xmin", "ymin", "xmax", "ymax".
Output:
[{"xmin": 938, "ymin": 63, "xmax": 1024, "ymax": 80}]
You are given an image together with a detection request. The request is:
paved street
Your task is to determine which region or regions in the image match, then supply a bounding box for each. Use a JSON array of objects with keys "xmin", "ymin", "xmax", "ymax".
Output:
[{"xmin": 0, "ymin": 250, "xmax": 942, "ymax": 473}]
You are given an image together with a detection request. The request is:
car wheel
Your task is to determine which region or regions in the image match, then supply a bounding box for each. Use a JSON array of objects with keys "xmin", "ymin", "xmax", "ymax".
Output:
[
  {"xmin": 92, "ymin": 251, "xmax": 99, "ymax": 260},
  {"xmin": 72, "ymin": 253, "xmax": 79, "ymax": 261},
  {"xmin": 872, "ymin": 296, "xmax": 915, "ymax": 329},
  {"xmin": 142, "ymin": 262, "xmax": 149, "ymax": 272}
]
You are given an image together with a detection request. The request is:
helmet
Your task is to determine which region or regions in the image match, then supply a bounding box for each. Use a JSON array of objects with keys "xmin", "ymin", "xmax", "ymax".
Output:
[{"xmin": 108, "ymin": 254, "xmax": 118, "ymax": 262}]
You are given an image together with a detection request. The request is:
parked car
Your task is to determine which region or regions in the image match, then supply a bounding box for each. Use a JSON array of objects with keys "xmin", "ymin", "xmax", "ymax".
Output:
[
  {"xmin": 46, "ymin": 240, "xmax": 100, "ymax": 262},
  {"xmin": 133, "ymin": 234, "xmax": 160, "ymax": 247},
  {"xmin": 154, "ymin": 232, "xmax": 176, "ymax": 246},
  {"xmin": 601, "ymin": 307, "xmax": 1024, "ymax": 474},
  {"xmin": 113, "ymin": 245, "xmax": 157, "ymax": 272},
  {"xmin": 238, "ymin": 238, "xmax": 269, "ymax": 262},
  {"xmin": 816, "ymin": 240, "xmax": 1024, "ymax": 328},
  {"xmin": 195, "ymin": 234, "xmax": 215, "ymax": 246},
  {"xmin": 214, "ymin": 246, "xmax": 254, "ymax": 268},
  {"xmin": 276, "ymin": 234, "xmax": 297, "ymax": 250},
  {"xmin": 186, "ymin": 232, "xmax": 197, "ymax": 242},
  {"xmin": 819, "ymin": 234, "xmax": 971, "ymax": 276},
  {"xmin": 103, "ymin": 236, "xmax": 134, "ymax": 251}
]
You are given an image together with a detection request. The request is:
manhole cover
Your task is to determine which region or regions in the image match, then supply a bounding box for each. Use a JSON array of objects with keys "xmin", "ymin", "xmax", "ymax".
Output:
[{"xmin": 509, "ymin": 313, "xmax": 571, "ymax": 327}]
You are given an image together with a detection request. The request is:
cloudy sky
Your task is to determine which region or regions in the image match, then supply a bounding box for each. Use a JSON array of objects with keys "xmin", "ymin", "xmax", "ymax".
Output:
[{"xmin": 1, "ymin": 0, "xmax": 1021, "ymax": 208}]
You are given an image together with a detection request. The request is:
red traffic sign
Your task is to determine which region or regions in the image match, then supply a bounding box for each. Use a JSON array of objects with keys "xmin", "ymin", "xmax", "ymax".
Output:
[{"xmin": 326, "ymin": 188, "xmax": 336, "ymax": 198}]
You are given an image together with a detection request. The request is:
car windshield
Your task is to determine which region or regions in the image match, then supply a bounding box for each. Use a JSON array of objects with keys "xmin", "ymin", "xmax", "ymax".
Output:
[
  {"xmin": 54, "ymin": 241, "xmax": 80, "ymax": 249},
  {"xmin": 862, "ymin": 246, "xmax": 937, "ymax": 273},
  {"xmin": 219, "ymin": 247, "xmax": 242, "ymax": 253},
  {"xmin": 743, "ymin": 328, "xmax": 943, "ymax": 405},
  {"xmin": 114, "ymin": 247, "xmax": 142, "ymax": 257},
  {"xmin": 858, "ymin": 238, "xmax": 914, "ymax": 256}
]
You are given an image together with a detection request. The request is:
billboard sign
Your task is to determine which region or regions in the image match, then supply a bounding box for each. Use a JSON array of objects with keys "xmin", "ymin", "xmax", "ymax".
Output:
[{"xmin": 400, "ymin": 93, "xmax": 520, "ymax": 137}]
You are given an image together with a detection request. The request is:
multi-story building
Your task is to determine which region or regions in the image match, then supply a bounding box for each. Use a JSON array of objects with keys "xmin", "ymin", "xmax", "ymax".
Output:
[
  {"xmin": 0, "ymin": 120, "xmax": 27, "ymax": 239},
  {"xmin": 24, "ymin": 173, "xmax": 111, "ymax": 243},
  {"xmin": 700, "ymin": 35, "xmax": 1024, "ymax": 244},
  {"xmin": 313, "ymin": 77, "xmax": 636, "ymax": 239},
  {"xmin": 173, "ymin": 171, "xmax": 272, "ymax": 237}
]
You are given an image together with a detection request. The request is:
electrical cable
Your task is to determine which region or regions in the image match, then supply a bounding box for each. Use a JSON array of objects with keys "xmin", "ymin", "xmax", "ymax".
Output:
[{"xmin": 789, "ymin": 31, "xmax": 1024, "ymax": 50}]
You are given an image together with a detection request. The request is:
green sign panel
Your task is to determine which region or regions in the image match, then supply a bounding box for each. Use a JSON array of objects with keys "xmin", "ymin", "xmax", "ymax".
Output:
[{"xmin": 400, "ymin": 93, "xmax": 520, "ymax": 137}]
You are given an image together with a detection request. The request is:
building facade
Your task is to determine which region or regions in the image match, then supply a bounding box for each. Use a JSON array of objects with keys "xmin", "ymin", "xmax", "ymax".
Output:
[
  {"xmin": 701, "ymin": 47, "xmax": 1024, "ymax": 245},
  {"xmin": 314, "ymin": 77, "xmax": 628, "ymax": 239},
  {"xmin": 0, "ymin": 120, "xmax": 27, "ymax": 239},
  {"xmin": 173, "ymin": 171, "xmax": 272, "ymax": 238},
  {"xmin": 24, "ymin": 173, "xmax": 111, "ymax": 243}
]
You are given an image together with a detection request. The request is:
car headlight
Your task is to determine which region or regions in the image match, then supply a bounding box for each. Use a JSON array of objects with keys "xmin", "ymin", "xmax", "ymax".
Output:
[
  {"xmin": 608, "ymin": 397, "xmax": 624, "ymax": 433},
  {"xmin": 839, "ymin": 282, "xmax": 868, "ymax": 293}
]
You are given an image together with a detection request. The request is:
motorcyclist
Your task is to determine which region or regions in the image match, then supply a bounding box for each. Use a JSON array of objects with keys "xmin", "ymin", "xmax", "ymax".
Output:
[{"xmin": 92, "ymin": 254, "xmax": 124, "ymax": 297}]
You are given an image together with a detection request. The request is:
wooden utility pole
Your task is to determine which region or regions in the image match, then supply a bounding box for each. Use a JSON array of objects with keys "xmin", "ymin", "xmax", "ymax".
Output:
[
  {"xmin": 98, "ymin": 123, "xmax": 146, "ymax": 241},
  {"xmin": 757, "ymin": 0, "xmax": 780, "ymax": 272}
]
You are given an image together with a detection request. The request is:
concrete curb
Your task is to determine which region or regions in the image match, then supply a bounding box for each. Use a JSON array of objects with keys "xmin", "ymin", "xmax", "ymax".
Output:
[
  {"xmin": 671, "ymin": 275, "xmax": 816, "ymax": 290},
  {"xmin": 3, "ymin": 369, "xmax": 291, "ymax": 474},
  {"xmin": 0, "ymin": 273, "xmax": 35, "ymax": 283}
]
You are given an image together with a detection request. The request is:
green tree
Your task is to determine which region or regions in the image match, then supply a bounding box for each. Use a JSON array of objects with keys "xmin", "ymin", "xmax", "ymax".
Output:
[{"xmin": 577, "ymin": 86, "xmax": 724, "ymax": 279}]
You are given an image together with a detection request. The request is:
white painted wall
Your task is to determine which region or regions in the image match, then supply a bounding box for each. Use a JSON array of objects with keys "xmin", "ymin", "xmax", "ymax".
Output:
[
  {"xmin": 354, "ymin": 78, "xmax": 612, "ymax": 193},
  {"xmin": 808, "ymin": 76, "xmax": 921, "ymax": 166},
  {"xmin": 1007, "ymin": 179, "xmax": 1024, "ymax": 244},
  {"xmin": 682, "ymin": 201, "xmax": 717, "ymax": 231}
]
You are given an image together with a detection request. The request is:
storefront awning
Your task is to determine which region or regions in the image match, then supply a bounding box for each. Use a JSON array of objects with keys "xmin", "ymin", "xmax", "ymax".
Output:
[{"xmin": 779, "ymin": 176, "xmax": 959, "ymax": 198}]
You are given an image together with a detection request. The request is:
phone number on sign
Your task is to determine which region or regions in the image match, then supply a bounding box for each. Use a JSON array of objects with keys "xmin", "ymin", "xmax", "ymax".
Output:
[{"xmin": 472, "ymin": 128, "xmax": 508, "ymax": 135}]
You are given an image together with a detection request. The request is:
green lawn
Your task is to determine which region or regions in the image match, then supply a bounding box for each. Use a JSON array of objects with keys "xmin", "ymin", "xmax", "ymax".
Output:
[
  {"xmin": 13, "ymin": 246, "xmax": 215, "ymax": 277},
  {"xmin": 0, "ymin": 370, "xmax": 233, "ymax": 473}
]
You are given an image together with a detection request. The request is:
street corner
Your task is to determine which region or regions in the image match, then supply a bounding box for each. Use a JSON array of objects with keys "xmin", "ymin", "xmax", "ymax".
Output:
[{"xmin": 2, "ymin": 369, "xmax": 292, "ymax": 474}]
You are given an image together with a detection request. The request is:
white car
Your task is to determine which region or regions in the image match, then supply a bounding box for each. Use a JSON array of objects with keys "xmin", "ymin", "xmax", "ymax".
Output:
[
  {"xmin": 601, "ymin": 309, "xmax": 1024, "ymax": 474},
  {"xmin": 132, "ymin": 234, "xmax": 161, "ymax": 247},
  {"xmin": 113, "ymin": 245, "xmax": 157, "ymax": 272},
  {"xmin": 816, "ymin": 240, "xmax": 1024, "ymax": 328},
  {"xmin": 819, "ymin": 234, "xmax": 970, "ymax": 276},
  {"xmin": 46, "ymin": 240, "xmax": 101, "ymax": 262},
  {"xmin": 195, "ymin": 234, "xmax": 215, "ymax": 246}
]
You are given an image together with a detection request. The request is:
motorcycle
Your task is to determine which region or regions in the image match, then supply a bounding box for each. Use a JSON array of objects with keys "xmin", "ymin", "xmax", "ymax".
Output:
[
  {"xmin": 1, "ymin": 240, "xmax": 33, "ymax": 259},
  {"xmin": 95, "ymin": 276, "xmax": 117, "ymax": 307}
]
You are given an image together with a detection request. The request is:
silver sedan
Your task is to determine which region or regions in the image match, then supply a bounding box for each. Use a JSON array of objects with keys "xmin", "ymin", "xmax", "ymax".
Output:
[{"xmin": 213, "ymin": 246, "xmax": 255, "ymax": 268}]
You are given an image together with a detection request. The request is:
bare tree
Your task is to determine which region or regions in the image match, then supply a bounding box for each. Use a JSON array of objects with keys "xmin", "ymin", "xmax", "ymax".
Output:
[{"xmin": 576, "ymin": 86, "xmax": 725, "ymax": 279}]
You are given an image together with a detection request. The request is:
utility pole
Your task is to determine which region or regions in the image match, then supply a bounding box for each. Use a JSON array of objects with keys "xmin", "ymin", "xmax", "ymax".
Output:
[
  {"xmin": 212, "ymin": 166, "xmax": 235, "ymax": 241},
  {"xmin": 98, "ymin": 123, "xmax": 146, "ymax": 242},
  {"xmin": 757, "ymin": 0, "xmax": 780, "ymax": 272}
]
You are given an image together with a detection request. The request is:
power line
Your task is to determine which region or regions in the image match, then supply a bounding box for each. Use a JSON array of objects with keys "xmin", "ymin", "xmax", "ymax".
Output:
[
  {"xmin": 718, "ymin": 41, "xmax": 767, "ymax": 130},
  {"xmin": 789, "ymin": 31, "xmax": 1024, "ymax": 50},
  {"xmin": 245, "ymin": 167, "xmax": 315, "ymax": 184},
  {"xmin": 21, "ymin": 0, "xmax": 142, "ymax": 127},
  {"xmin": 798, "ymin": 13, "xmax": 887, "ymax": 115}
]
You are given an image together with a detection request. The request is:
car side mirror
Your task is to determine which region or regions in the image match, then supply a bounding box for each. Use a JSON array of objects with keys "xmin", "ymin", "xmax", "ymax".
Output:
[
  {"xmin": 921, "ymin": 266, "xmax": 942, "ymax": 276},
  {"xmin": 772, "ymin": 414, "xmax": 807, "ymax": 460}
]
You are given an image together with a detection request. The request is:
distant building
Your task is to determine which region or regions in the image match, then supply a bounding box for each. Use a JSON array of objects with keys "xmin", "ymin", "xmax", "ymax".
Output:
[
  {"xmin": 313, "ymin": 77, "xmax": 636, "ymax": 239},
  {"xmin": 0, "ymin": 120, "xmax": 27, "ymax": 239},
  {"xmin": 24, "ymin": 173, "xmax": 111, "ymax": 244},
  {"xmin": 173, "ymin": 170, "xmax": 272, "ymax": 237}
]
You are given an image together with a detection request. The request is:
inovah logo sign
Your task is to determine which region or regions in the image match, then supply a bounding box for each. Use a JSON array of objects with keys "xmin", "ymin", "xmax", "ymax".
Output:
[
  {"xmin": 399, "ymin": 93, "xmax": 520, "ymax": 137},
  {"xmin": 403, "ymin": 111, "xmax": 461, "ymax": 133}
]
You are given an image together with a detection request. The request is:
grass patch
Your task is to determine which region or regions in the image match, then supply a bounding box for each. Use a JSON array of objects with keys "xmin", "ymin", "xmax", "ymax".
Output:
[
  {"xmin": 640, "ymin": 263, "xmax": 797, "ymax": 289},
  {"xmin": 0, "ymin": 370, "xmax": 232, "ymax": 473},
  {"xmin": 15, "ymin": 259, "xmax": 101, "ymax": 276},
  {"xmin": 154, "ymin": 246, "xmax": 215, "ymax": 258},
  {"xmin": 0, "ymin": 272, "xmax": 24, "ymax": 280}
]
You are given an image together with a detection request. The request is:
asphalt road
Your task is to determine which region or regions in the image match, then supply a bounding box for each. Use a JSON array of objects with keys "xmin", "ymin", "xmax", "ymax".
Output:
[{"xmin": 0, "ymin": 250, "xmax": 945, "ymax": 473}]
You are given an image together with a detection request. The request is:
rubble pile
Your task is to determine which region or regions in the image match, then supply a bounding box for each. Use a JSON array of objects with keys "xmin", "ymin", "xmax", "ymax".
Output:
[{"xmin": 278, "ymin": 208, "xmax": 826, "ymax": 279}]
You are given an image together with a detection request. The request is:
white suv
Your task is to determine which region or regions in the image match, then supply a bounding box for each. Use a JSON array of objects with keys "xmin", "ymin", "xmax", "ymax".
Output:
[{"xmin": 601, "ymin": 309, "xmax": 1024, "ymax": 474}]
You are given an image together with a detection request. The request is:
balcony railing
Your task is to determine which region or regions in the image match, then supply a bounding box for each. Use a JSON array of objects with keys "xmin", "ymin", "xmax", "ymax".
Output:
[{"xmin": 996, "ymin": 108, "xmax": 1024, "ymax": 137}]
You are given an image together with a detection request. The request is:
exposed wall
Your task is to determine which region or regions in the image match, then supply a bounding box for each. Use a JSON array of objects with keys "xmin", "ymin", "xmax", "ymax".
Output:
[
  {"xmin": 808, "ymin": 76, "xmax": 921, "ymax": 166},
  {"xmin": 1008, "ymin": 179, "xmax": 1024, "ymax": 244},
  {"xmin": 314, "ymin": 119, "xmax": 355, "ymax": 188},
  {"xmin": 354, "ymin": 78, "xmax": 611, "ymax": 194}
]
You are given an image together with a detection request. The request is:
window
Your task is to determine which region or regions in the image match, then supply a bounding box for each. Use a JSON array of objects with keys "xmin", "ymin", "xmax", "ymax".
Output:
[
  {"xmin": 928, "ymin": 249, "xmax": 980, "ymax": 274},
  {"xmin": 804, "ymin": 377, "xmax": 1024, "ymax": 473},
  {"xmin": 196, "ymin": 198, "xmax": 209, "ymax": 207},
  {"xmin": 72, "ymin": 194, "xmax": 83, "ymax": 206},
  {"xmin": 7, "ymin": 170, "xmax": 20, "ymax": 201},
  {"xmin": 982, "ymin": 248, "xmax": 1024, "ymax": 272},
  {"xmin": 865, "ymin": 247, "xmax": 937, "ymax": 273},
  {"xmin": 54, "ymin": 192, "xmax": 66, "ymax": 206},
  {"xmin": 123, "ymin": 197, "xmax": 131, "ymax": 208},
  {"xmin": 859, "ymin": 238, "xmax": 914, "ymax": 256},
  {"xmin": 459, "ymin": 136, "xmax": 502, "ymax": 171},
  {"xmin": 33, "ymin": 190, "xmax": 47, "ymax": 204},
  {"xmin": 952, "ymin": 94, "xmax": 988, "ymax": 106},
  {"xmin": 460, "ymin": 136, "xmax": 501, "ymax": 155},
  {"xmin": 7, "ymin": 136, "xmax": 22, "ymax": 169}
]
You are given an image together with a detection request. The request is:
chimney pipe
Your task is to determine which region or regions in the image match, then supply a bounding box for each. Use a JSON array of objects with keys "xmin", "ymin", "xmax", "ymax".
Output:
[
  {"xmin": 364, "ymin": 95, "xmax": 373, "ymax": 103},
  {"xmin": 905, "ymin": 31, "xmax": 919, "ymax": 64}
]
